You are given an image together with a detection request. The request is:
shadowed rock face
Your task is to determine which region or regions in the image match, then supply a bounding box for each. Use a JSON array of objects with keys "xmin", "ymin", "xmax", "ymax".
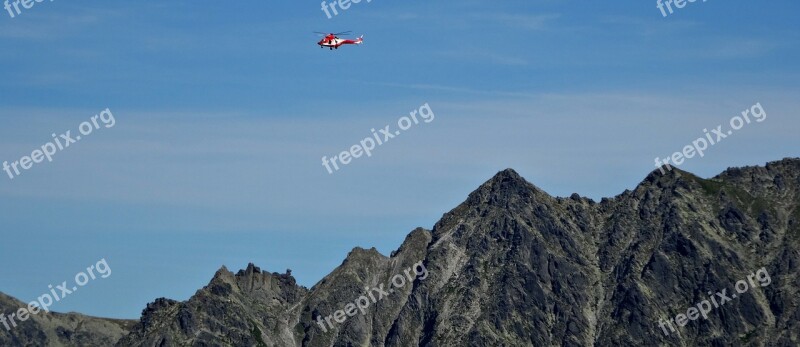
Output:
[
  {"xmin": 0, "ymin": 292, "xmax": 135, "ymax": 347},
  {"xmin": 7, "ymin": 158, "xmax": 800, "ymax": 346}
]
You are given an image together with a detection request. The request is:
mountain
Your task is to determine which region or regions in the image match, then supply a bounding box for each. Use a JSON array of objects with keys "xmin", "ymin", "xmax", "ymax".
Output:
[
  {"xmin": 0, "ymin": 292, "xmax": 135, "ymax": 346},
  {"xmin": 4, "ymin": 158, "xmax": 799, "ymax": 346}
]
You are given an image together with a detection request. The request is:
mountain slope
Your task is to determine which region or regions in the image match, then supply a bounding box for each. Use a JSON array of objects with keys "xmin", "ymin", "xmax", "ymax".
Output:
[
  {"xmin": 119, "ymin": 158, "xmax": 800, "ymax": 346},
  {"xmin": 0, "ymin": 292, "xmax": 135, "ymax": 346},
  {"xmin": 6, "ymin": 158, "xmax": 799, "ymax": 346}
]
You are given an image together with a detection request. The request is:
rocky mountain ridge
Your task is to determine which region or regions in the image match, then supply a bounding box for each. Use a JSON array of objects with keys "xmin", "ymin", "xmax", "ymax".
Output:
[
  {"xmin": 3, "ymin": 158, "xmax": 799, "ymax": 346},
  {"xmin": 0, "ymin": 292, "xmax": 134, "ymax": 346}
]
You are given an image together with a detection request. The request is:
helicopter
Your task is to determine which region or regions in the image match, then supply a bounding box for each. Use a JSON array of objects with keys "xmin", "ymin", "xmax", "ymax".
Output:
[{"xmin": 315, "ymin": 31, "xmax": 363, "ymax": 50}]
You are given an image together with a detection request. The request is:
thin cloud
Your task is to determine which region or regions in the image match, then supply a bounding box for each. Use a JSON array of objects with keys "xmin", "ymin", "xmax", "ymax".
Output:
[
  {"xmin": 358, "ymin": 81, "xmax": 535, "ymax": 97},
  {"xmin": 473, "ymin": 13, "xmax": 561, "ymax": 31}
]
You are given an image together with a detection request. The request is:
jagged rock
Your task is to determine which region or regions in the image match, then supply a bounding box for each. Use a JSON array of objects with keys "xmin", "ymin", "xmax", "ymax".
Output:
[
  {"xmin": 0, "ymin": 292, "xmax": 135, "ymax": 346},
  {"xmin": 4, "ymin": 158, "xmax": 800, "ymax": 346}
]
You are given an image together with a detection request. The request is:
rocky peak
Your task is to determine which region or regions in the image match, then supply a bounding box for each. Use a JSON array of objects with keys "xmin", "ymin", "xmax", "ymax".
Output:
[
  {"xmin": 469, "ymin": 168, "xmax": 545, "ymax": 204},
  {"xmin": 66, "ymin": 158, "xmax": 800, "ymax": 347},
  {"xmin": 238, "ymin": 263, "xmax": 262, "ymax": 276},
  {"xmin": 433, "ymin": 168, "xmax": 554, "ymax": 237}
]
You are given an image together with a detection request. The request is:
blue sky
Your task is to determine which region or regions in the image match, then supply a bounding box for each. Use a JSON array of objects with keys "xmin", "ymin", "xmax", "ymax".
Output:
[{"xmin": 1, "ymin": 1, "xmax": 798, "ymax": 319}]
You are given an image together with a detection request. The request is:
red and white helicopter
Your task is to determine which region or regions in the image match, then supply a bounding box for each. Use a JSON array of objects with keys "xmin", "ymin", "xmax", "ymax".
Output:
[{"xmin": 315, "ymin": 31, "xmax": 363, "ymax": 50}]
